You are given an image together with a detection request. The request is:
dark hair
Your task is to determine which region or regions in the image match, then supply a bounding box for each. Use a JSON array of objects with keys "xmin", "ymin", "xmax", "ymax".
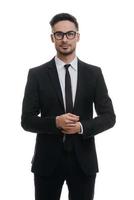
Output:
[{"xmin": 50, "ymin": 13, "xmax": 79, "ymax": 30}]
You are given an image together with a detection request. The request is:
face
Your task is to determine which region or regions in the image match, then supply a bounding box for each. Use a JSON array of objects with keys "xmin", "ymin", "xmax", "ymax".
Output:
[{"xmin": 51, "ymin": 20, "xmax": 80, "ymax": 56}]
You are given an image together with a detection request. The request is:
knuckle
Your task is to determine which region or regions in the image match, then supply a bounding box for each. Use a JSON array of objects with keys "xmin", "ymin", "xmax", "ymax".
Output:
[{"xmin": 65, "ymin": 119, "xmax": 67, "ymax": 123}]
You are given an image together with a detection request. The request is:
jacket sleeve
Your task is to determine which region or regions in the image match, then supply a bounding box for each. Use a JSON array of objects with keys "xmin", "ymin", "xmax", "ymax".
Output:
[
  {"xmin": 81, "ymin": 68, "xmax": 116, "ymax": 139},
  {"xmin": 21, "ymin": 69, "xmax": 60, "ymax": 134}
]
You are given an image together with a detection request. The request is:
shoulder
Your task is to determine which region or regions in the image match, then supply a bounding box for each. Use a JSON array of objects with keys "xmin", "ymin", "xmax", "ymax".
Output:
[
  {"xmin": 28, "ymin": 58, "xmax": 54, "ymax": 76},
  {"xmin": 78, "ymin": 59, "xmax": 102, "ymax": 77}
]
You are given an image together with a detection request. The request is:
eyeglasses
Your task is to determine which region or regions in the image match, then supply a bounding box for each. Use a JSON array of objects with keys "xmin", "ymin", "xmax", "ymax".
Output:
[{"xmin": 53, "ymin": 31, "xmax": 77, "ymax": 40}]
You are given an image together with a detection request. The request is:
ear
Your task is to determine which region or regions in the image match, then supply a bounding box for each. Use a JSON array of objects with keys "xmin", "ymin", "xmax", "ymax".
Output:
[{"xmin": 51, "ymin": 34, "xmax": 54, "ymax": 43}]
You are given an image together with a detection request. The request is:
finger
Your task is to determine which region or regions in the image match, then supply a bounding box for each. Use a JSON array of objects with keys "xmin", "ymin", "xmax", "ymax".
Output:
[
  {"xmin": 66, "ymin": 116, "xmax": 79, "ymax": 122},
  {"xmin": 67, "ymin": 113, "xmax": 79, "ymax": 118},
  {"xmin": 64, "ymin": 119, "xmax": 77, "ymax": 125},
  {"xmin": 65, "ymin": 124, "xmax": 76, "ymax": 128}
]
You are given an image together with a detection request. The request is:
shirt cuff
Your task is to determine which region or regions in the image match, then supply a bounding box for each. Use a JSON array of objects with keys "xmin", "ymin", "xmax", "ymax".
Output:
[{"xmin": 78, "ymin": 122, "xmax": 83, "ymax": 134}]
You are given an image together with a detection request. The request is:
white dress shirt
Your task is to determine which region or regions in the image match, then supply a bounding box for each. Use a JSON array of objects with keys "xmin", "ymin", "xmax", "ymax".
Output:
[
  {"xmin": 55, "ymin": 56, "xmax": 78, "ymax": 110},
  {"xmin": 55, "ymin": 56, "xmax": 83, "ymax": 134}
]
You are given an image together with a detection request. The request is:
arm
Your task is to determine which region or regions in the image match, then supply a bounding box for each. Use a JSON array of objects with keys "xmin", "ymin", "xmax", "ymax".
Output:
[
  {"xmin": 81, "ymin": 68, "xmax": 116, "ymax": 139},
  {"xmin": 21, "ymin": 69, "xmax": 60, "ymax": 134}
]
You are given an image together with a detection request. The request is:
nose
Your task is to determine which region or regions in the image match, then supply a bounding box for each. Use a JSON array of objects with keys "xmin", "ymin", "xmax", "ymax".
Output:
[{"xmin": 62, "ymin": 34, "xmax": 68, "ymax": 42}]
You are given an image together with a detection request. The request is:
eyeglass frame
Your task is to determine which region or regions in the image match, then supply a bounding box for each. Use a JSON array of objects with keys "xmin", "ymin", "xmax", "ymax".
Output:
[{"xmin": 52, "ymin": 31, "xmax": 78, "ymax": 40}]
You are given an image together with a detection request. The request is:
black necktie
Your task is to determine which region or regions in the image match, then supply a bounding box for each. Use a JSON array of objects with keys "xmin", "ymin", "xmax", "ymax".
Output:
[
  {"xmin": 64, "ymin": 64, "xmax": 73, "ymax": 113},
  {"xmin": 63, "ymin": 64, "xmax": 73, "ymax": 151}
]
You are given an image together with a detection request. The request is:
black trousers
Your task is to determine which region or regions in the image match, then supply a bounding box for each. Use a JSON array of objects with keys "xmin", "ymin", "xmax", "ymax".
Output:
[{"xmin": 34, "ymin": 149, "xmax": 96, "ymax": 200}]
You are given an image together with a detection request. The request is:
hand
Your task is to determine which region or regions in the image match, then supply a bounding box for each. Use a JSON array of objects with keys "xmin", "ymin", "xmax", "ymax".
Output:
[
  {"xmin": 61, "ymin": 122, "xmax": 81, "ymax": 134},
  {"xmin": 56, "ymin": 113, "xmax": 79, "ymax": 133}
]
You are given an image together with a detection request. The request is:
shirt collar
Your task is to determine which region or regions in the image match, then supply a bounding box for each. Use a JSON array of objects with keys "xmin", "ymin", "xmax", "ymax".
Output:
[{"xmin": 55, "ymin": 56, "xmax": 78, "ymax": 71}]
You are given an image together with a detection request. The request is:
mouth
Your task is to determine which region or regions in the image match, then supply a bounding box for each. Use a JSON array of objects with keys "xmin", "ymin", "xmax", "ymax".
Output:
[{"xmin": 60, "ymin": 45, "xmax": 69, "ymax": 49}]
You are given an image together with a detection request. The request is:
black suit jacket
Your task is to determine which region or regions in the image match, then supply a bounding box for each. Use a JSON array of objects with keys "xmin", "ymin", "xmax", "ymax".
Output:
[{"xmin": 21, "ymin": 58, "xmax": 116, "ymax": 176}]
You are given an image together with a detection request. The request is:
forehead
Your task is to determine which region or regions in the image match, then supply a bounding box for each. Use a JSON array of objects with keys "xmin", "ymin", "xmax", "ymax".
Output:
[{"xmin": 52, "ymin": 20, "xmax": 77, "ymax": 32}]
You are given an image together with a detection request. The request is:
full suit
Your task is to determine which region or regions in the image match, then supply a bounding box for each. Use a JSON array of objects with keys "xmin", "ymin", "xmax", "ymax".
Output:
[{"xmin": 21, "ymin": 58, "xmax": 115, "ymax": 177}]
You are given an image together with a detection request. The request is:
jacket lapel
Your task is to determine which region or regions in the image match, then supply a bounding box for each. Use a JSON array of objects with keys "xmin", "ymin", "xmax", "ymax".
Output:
[
  {"xmin": 48, "ymin": 58, "xmax": 65, "ymax": 112},
  {"xmin": 73, "ymin": 59, "xmax": 84, "ymax": 113}
]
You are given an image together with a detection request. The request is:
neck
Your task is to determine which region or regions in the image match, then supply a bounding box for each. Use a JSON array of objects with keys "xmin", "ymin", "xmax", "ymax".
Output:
[{"xmin": 57, "ymin": 52, "xmax": 76, "ymax": 64}]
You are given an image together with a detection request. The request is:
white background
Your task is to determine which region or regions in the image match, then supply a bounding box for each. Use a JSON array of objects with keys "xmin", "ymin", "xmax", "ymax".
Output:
[{"xmin": 0, "ymin": 0, "xmax": 134, "ymax": 199}]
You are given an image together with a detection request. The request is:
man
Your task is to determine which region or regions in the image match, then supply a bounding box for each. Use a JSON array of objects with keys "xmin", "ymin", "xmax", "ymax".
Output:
[{"xmin": 21, "ymin": 13, "xmax": 116, "ymax": 200}]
